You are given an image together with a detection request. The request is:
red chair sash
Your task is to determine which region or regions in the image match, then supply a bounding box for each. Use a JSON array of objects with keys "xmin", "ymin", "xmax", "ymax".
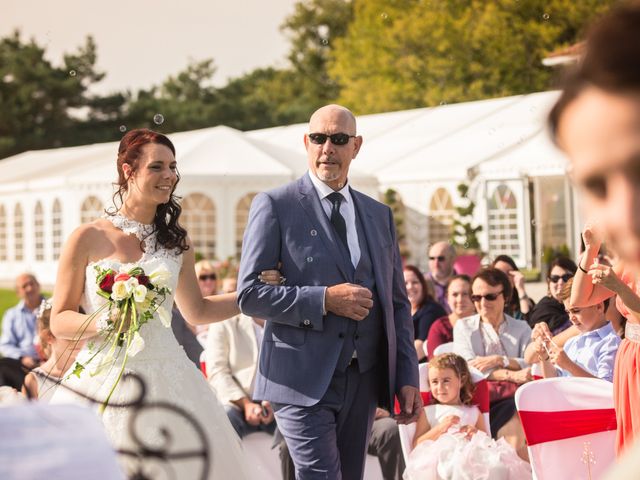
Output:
[{"xmin": 518, "ymin": 408, "xmax": 617, "ymax": 446}]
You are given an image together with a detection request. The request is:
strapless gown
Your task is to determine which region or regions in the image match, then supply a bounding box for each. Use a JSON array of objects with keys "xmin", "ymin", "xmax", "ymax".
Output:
[{"xmin": 50, "ymin": 216, "xmax": 248, "ymax": 479}]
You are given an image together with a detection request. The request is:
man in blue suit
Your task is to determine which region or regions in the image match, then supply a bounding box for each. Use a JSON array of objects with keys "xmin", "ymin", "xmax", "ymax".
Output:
[{"xmin": 238, "ymin": 104, "xmax": 420, "ymax": 479}]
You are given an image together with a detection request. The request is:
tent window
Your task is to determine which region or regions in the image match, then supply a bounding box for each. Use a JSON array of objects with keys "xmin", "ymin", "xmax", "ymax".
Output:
[
  {"xmin": 428, "ymin": 188, "xmax": 454, "ymax": 245},
  {"xmin": 81, "ymin": 196, "xmax": 104, "ymax": 224},
  {"xmin": 182, "ymin": 193, "xmax": 216, "ymax": 259},
  {"xmin": 14, "ymin": 204, "xmax": 23, "ymax": 261},
  {"xmin": 34, "ymin": 201, "xmax": 45, "ymax": 261},
  {"xmin": 235, "ymin": 193, "xmax": 257, "ymax": 259},
  {"xmin": 52, "ymin": 199, "xmax": 63, "ymax": 260},
  {"xmin": 0, "ymin": 205, "xmax": 6, "ymax": 262},
  {"xmin": 488, "ymin": 185, "xmax": 519, "ymax": 258}
]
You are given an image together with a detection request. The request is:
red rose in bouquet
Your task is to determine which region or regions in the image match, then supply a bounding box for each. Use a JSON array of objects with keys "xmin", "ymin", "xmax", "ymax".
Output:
[{"xmin": 99, "ymin": 272, "xmax": 116, "ymax": 293}]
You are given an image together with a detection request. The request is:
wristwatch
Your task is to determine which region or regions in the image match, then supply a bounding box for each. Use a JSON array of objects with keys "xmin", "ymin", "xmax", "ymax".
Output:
[{"xmin": 502, "ymin": 355, "xmax": 509, "ymax": 368}]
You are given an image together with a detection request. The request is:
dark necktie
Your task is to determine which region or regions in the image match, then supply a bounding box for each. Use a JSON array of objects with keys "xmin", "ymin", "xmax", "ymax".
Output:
[{"xmin": 327, "ymin": 192, "xmax": 350, "ymax": 255}]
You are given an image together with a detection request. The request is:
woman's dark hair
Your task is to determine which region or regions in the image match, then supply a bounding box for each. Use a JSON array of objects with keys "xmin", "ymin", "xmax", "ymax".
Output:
[
  {"xmin": 472, "ymin": 268, "xmax": 512, "ymax": 306},
  {"xmin": 549, "ymin": 1, "xmax": 640, "ymax": 141},
  {"xmin": 492, "ymin": 254, "xmax": 518, "ymax": 271},
  {"xmin": 403, "ymin": 264, "xmax": 434, "ymax": 308},
  {"xmin": 444, "ymin": 274, "xmax": 472, "ymax": 295},
  {"xmin": 491, "ymin": 255, "xmax": 523, "ymax": 312},
  {"xmin": 110, "ymin": 129, "xmax": 188, "ymax": 253},
  {"xmin": 548, "ymin": 256, "xmax": 578, "ymax": 281}
]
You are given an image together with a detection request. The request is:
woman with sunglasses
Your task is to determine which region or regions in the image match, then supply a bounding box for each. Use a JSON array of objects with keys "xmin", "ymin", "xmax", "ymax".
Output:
[
  {"xmin": 453, "ymin": 268, "xmax": 532, "ymax": 459},
  {"xmin": 528, "ymin": 257, "xmax": 577, "ymax": 335}
]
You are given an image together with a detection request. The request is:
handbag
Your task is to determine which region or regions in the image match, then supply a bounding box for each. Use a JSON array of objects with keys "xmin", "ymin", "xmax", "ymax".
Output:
[{"xmin": 487, "ymin": 380, "xmax": 518, "ymax": 403}]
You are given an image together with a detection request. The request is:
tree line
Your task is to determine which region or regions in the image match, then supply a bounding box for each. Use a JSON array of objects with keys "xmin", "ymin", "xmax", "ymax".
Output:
[{"xmin": 0, "ymin": 0, "xmax": 614, "ymax": 159}]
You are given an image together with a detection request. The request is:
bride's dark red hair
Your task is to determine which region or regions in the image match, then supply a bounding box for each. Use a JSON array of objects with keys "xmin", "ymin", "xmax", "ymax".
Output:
[{"xmin": 110, "ymin": 128, "xmax": 188, "ymax": 253}]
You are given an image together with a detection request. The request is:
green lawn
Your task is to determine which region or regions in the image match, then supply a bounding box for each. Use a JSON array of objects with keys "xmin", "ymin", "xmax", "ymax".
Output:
[{"xmin": 0, "ymin": 289, "xmax": 19, "ymax": 330}]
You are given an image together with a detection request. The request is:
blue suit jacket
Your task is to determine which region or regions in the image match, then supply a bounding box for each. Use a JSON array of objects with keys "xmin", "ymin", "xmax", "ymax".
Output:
[{"xmin": 237, "ymin": 174, "xmax": 418, "ymax": 407}]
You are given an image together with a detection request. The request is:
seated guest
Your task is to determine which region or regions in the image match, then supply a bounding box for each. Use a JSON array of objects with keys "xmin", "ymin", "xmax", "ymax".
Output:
[
  {"xmin": 528, "ymin": 257, "xmax": 577, "ymax": 334},
  {"xmin": 492, "ymin": 255, "xmax": 535, "ymax": 321},
  {"xmin": 0, "ymin": 273, "xmax": 45, "ymax": 389},
  {"xmin": 427, "ymin": 275, "xmax": 475, "ymax": 358},
  {"xmin": 22, "ymin": 299, "xmax": 83, "ymax": 401},
  {"xmin": 538, "ymin": 278, "xmax": 620, "ymax": 382},
  {"xmin": 453, "ymin": 268, "xmax": 532, "ymax": 460},
  {"xmin": 524, "ymin": 321, "xmax": 579, "ymax": 366},
  {"xmin": 426, "ymin": 241, "xmax": 457, "ymax": 313},
  {"xmin": 206, "ymin": 307, "xmax": 275, "ymax": 438},
  {"xmin": 404, "ymin": 265, "xmax": 446, "ymax": 362}
]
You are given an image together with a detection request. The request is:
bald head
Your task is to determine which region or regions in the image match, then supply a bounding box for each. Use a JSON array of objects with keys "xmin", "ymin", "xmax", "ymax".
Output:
[
  {"xmin": 304, "ymin": 104, "xmax": 363, "ymax": 191},
  {"xmin": 309, "ymin": 105, "xmax": 357, "ymax": 133},
  {"xmin": 428, "ymin": 242, "xmax": 457, "ymax": 282}
]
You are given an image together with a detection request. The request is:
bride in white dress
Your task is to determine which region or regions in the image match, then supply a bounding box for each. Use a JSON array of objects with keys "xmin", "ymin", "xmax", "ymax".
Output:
[{"xmin": 49, "ymin": 129, "xmax": 249, "ymax": 479}]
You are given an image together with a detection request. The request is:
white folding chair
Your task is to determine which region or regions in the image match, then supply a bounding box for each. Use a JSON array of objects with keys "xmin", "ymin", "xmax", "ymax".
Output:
[
  {"xmin": 515, "ymin": 377, "xmax": 617, "ymax": 480},
  {"xmin": 432, "ymin": 342, "xmax": 454, "ymax": 356}
]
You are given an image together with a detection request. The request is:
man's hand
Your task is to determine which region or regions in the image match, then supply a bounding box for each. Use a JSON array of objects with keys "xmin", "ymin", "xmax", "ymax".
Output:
[
  {"xmin": 243, "ymin": 400, "xmax": 264, "ymax": 426},
  {"xmin": 325, "ymin": 283, "xmax": 373, "ymax": 321},
  {"xmin": 20, "ymin": 356, "xmax": 39, "ymax": 369},
  {"xmin": 395, "ymin": 385, "xmax": 422, "ymax": 424}
]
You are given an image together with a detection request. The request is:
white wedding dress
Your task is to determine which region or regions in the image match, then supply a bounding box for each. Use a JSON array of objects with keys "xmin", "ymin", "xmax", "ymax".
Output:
[{"xmin": 50, "ymin": 214, "xmax": 248, "ymax": 479}]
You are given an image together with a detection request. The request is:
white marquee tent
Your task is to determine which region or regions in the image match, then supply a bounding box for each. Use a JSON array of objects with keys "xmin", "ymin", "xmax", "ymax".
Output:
[{"xmin": 0, "ymin": 90, "xmax": 576, "ymax": 285}]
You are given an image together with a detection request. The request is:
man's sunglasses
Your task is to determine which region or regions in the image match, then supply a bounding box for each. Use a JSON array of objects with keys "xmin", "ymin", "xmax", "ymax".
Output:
[
  {"xmin": 198, "ymin": 274, "xmax": 217, "ymax": 281},
  {"xmin": 470, "ymin": 291, "xmax": 503, "ymax": 302},
  {"xmin": 308, "ymin": 132, "xmax": 356, "ymax": 146},
  {"xmin": 429, "ymin": 256, "xmax": 446, "ymax": 262},
  {"xmin": 549, "ymin": 273, "xmax": 573, "ymax": 283}
]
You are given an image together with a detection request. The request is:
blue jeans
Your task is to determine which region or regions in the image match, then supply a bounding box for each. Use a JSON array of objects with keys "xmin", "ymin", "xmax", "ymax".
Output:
[{"xmin": 225, "ymin": 405, "xmax": 277, "ymax": 439}]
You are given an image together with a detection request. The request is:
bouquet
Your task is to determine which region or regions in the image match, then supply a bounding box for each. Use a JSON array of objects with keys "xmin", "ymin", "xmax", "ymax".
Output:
[{"xmin": 69, "ymin": 264, "xmax": 172, "ymax": 410}]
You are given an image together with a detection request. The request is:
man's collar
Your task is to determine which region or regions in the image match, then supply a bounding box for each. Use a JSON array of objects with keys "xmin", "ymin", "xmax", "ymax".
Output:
[{"xmin": 307, "ymin": 171, "xmax": 351, "ymax": 203}]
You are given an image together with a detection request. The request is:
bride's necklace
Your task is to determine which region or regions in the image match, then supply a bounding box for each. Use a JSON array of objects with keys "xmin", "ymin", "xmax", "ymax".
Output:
[{"xmin": 105, "ymin": 212, "xmax": 155, "ymax": 242}]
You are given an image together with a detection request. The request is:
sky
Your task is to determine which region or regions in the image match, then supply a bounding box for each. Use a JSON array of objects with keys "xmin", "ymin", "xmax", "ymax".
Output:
[{"xmin": 3, "ymin": 0, "xmax": 297, "ymax": 94}]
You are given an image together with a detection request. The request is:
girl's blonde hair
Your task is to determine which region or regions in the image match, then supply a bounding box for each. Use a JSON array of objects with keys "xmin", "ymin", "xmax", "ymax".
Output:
[{"xmin": 428, "ymin": 353, "xmax": 475, "ymax": 405}]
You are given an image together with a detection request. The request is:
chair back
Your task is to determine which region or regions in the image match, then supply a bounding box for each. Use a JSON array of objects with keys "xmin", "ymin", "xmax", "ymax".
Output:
[
  {"xmin": 432, "ymin": 342, "xmax": 454, "ymax": 356},
  {"xmin": 515, "ymin": 377, "xmax": 617, "ymax": 480},
  {"xmin": 199, "ymin": 350, "xmax": 207, "ymax": 377}
]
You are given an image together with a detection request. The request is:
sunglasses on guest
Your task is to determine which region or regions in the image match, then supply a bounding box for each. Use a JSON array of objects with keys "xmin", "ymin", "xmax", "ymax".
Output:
[
  {"xmin": 549, "ymin": 273, "xmax": 573, "ymax": 283},
  {"xmin": 198, "ymin": 274, "xmax": 217, "ymax": 282},
  {"xmin": 308, "ymin": 132, "xmax": 356, "ymax": 146},
  {"xmin": 470, "ymin": 291, "xmax": 503, "ymax": 302},
  {"xmin": 429, "ymin": 256, "xmax": 447, "ymax": 262}
]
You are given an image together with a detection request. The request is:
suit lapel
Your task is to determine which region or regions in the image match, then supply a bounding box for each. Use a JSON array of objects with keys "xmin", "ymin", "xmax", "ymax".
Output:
[
  {"xmin": 351, "ymin": 189, "xmax": 387, "ymax": 301},
  {"xmin": 297, "ymin": 176, "xmax": 351, "ymax": 280}
]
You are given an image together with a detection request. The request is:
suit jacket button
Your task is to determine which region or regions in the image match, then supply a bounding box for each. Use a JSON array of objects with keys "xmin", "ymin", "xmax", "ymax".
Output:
[
  {"xmin": 338, "ymin": 332, "xmax": 344, "ymax": 338},
  {"xmin": 306, "ymin": 256, "xmax": 314, "ymax": 263},
  {"xmin": 303, "ymin": 319, "xmax": 311, "ymax": 327},
  {"xmin": 310, "ymin": 229, "xmax": 318, "ymax": 236}
]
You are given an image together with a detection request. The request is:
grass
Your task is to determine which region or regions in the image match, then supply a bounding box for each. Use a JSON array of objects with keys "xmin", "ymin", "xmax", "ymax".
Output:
[{"xmin": 0, "ymin": 289, "xmax": 20, "ymax": 331}]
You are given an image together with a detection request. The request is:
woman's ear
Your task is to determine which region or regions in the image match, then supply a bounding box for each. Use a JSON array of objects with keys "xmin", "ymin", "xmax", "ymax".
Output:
[{"xmin": 122, "ymin": 163, "xmax": 132, "ymax": 180}]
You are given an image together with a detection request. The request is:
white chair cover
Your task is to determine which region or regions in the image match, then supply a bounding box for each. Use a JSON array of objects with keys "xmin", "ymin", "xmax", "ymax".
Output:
[{"xmin": 515, "ymin": 377, "xmax": 616, "ymax": 480}]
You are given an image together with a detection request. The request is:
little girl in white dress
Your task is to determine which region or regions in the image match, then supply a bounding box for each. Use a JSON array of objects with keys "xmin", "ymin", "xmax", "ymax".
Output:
[{"xmin": 404, "ymin": 353, "xmax": 531, "ymax": 480}]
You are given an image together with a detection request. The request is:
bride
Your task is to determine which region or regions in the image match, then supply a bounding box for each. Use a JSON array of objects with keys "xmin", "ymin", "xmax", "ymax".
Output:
[{"xmin": 50, "ymin": 129, "xmax": 249, "ymax": 479}]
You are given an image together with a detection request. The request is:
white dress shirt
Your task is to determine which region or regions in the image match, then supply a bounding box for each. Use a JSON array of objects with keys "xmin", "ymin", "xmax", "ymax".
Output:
[{"xmin": 307, "ymin": 171, "xmax": 361, "ymax": 267}]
